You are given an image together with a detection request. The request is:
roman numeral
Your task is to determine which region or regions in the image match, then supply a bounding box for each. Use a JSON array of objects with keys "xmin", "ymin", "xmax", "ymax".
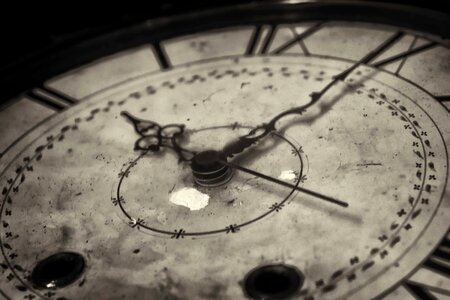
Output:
[
  {"xmin": 435, "ymin": 95, "xmax": 450, "ymax": 102},
  {"xmin": 422, "ymin": 235, "xmax": 450, "ymax": 278},
  {"xmin": 361, "ymin": 31, "xmax": 406, "ymax": 66},
  {"xmin": 333, "ymin": 31, "xmax": 406, "ymax": 82},
  {"xmin": 401, "ymin": 233, "xmax": 450, "ymax": 299},
  {"xmin": 391, "ymin": 36, "xmax": 418, "ymax": 75},
  {"xmin": 246, "ymin": 23, "xmax": 323, "ymax": 56},
  {"xmin": 26, "ymin": 85, "xmax": 78, "ymax": 112},
  {"xmin": 245, "ymin": 25, "xmax": 276, "ymax": 55},
  {"xmin": 271, "ymin": 23, "xmax": 323, "ymax": 54},
  {"xmin": 372, "ymin": 40, "xmax": 437, "ymax": 69},
  {"xmin": 152, "ymin": 42, "xmax": 171, "ymax": 70},
  {"xmin": 404, "ymin": 280, "xmax": 450, "ymax": 299}
]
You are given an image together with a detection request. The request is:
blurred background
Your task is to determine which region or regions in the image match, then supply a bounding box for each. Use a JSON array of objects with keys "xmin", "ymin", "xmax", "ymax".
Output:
[
  {"xmin": 0, "ymin": 0, "xmax": 448, "ymax": 102},
  {"xmin": 1, "ymin": 1, "xmax": 449, "ymax": 69}
]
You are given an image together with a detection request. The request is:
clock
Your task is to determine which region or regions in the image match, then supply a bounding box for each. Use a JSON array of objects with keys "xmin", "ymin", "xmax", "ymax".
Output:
[{"xmin": 0, "ymin": 1, "xmax": 449, "ymax": 299}]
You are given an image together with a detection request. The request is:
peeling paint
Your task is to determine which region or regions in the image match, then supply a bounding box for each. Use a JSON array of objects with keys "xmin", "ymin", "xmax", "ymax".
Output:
[
  {"xmin": 169, "ymin": 187, "xmax": 209, "ymax": 210},
  {"xmin": 278, "ymin": 170, "xmax": 297, "ymax": 181}
]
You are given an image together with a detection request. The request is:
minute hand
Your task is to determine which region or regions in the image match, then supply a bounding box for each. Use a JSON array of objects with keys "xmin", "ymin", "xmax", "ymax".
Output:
[
  {"xmin": 222, "ymin": 31, "xmax": 405, "ymax": 158},
  {"xmin": 220, "ymin": 159, "xmax": 348, "ymax": 208},
  {"xmin": 307, "ymin": 31, "xmax": 405, "ymax": 104}
]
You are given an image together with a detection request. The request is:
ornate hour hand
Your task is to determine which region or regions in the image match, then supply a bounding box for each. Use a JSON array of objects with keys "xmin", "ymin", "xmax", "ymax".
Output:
[
  {"xmin": 222, "ymin": 31, "xmax": 405, "ymax": 158},
  {"xmin": 121, "ymin": 111, "xmax": 196, "ymax": 161}
]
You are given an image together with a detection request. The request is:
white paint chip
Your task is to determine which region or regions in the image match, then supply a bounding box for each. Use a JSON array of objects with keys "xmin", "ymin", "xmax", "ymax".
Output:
[
  {"xmin": 278, "ymin": 170, "xmax": 297, "ymax": 181},
  {"xmin": 169, "ymin": 187, "xmax": 209, "ymax": 211}
]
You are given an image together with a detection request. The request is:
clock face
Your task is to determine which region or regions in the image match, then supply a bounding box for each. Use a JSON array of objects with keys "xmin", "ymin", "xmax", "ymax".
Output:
[{"xmin": 0, "ymin": 2, "xmax": 449, "ymax": 300}]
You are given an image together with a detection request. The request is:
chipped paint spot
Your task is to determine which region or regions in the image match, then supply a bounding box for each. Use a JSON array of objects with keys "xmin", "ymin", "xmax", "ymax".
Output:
[
  {"xmin": 169, "ymin": 187, "xmax": 209, "ymax": 211},
  {"xmin": 278, "ymin": 170, "xmax": 297, "ymax": 181}
]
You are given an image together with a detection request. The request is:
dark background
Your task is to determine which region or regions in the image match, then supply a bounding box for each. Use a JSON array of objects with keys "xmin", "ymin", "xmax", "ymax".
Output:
[
  {"xmin": 0, "ymin": 0, "xmax": 448, "ymax": 101},
  {"xmin": 1, "ymin": 0, "xmax": 449, "ymax": 68},
  {"xmin": 0, "ymin": 0, "xmax": 244, "ymax": 69}
]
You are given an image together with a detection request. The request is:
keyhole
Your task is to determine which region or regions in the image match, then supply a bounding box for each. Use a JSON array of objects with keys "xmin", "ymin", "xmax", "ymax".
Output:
[
  {"xmin": 243, "ymin": 264, "xmax": 304, "ymax": 299},
  {"xmin": 31, "ymin": 252, "xmax": 85, "ymax": 289}
]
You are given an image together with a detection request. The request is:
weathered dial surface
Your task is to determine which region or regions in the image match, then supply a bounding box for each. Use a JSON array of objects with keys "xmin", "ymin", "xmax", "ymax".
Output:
[{"xmin": 0, "ymin": 7, "xmax": 449, "ymax": 300}]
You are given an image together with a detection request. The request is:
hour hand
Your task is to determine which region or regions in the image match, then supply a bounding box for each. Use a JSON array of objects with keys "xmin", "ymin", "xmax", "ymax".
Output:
[
  {"xmin": 121, "ymin": 110, "xmax": 160, "ymax": 137},
  {"xmin": 121, "ymin": 111, "xmax": 195, "ymax": 161}
]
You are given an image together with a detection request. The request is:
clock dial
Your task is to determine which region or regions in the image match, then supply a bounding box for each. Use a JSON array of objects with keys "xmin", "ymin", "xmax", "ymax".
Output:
[{"xmin": 0, "ymin": 2, "xmax": 449, "ymax": 299}]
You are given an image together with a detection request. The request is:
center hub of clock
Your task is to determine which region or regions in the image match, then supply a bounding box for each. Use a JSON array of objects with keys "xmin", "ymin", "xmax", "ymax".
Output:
[
  {"xmin": 116, "ymin": 125, "xmax": 303, "ymax": 235},
  {"xmin": 191, "ymin": 150, "xmax": 232, "ymax": 187}
]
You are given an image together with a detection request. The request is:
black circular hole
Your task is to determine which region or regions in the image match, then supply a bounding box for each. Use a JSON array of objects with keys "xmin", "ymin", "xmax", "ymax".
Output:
[
  {"xmin": 244, "ymin": 264, "xmax": 304, "ymax": 299},
  {"xmin": 31, "ymin": 252, "xmax": 85, "ymax": 289}
]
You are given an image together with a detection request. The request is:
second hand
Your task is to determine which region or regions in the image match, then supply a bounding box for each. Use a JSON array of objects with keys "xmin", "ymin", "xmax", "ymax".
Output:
[{"xmin": 220, "ymin": 159, "xmax": 349, "ymax": 208}]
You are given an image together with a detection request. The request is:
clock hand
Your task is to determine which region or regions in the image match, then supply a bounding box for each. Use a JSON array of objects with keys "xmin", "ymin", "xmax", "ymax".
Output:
[
  {"xmin": 121, "ymin": 111, "xmax": 196, "ymax": 161},
  {"xmin": 308, "ymin": 31, "xmax": 404, "ymax": 103},
  {"xmin": 120, "ymin": 112, "xmax": 343, "ymax": 207},
  {"xmin": 219, "ymin": 158, "xmax": 349, "ymax": 208},
  {"xmin": 222, "ymin": 31, "xmax": 405, "ymax": 158}
]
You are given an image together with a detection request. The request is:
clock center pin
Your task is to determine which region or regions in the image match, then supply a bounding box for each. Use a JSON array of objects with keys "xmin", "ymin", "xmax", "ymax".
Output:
[{"xmin": 191, "ymin": 150, "xmax": 233, "ymax": 187}]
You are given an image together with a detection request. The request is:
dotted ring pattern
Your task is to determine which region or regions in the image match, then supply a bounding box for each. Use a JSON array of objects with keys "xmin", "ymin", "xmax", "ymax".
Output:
[{"xmin": 0, "ymin": 64, "xmax": 438, "ymax": 298}]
